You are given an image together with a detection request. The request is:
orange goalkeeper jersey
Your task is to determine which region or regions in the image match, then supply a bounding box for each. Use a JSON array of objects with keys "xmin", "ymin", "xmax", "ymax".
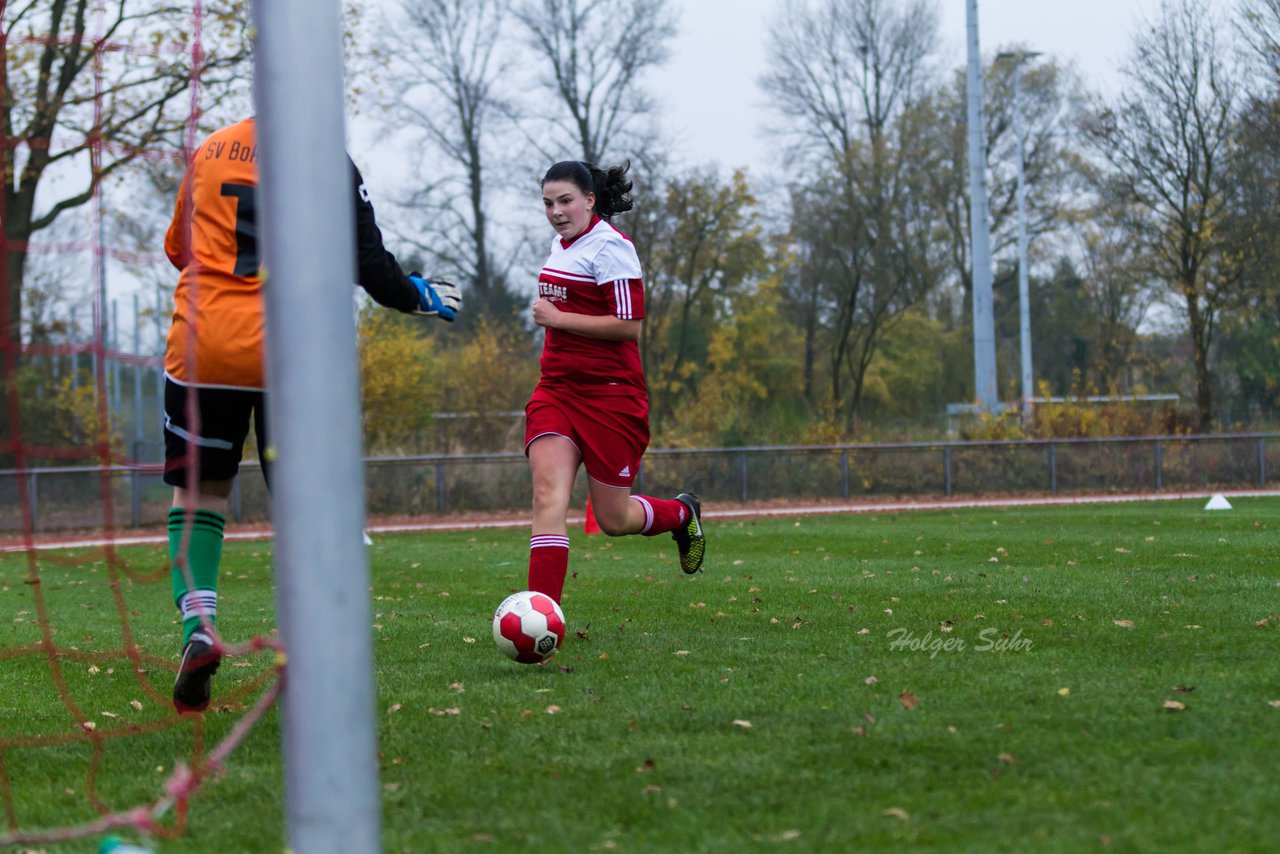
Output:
[{"xmin": 164, "ymin": 118, "xmax": 265, "ymax": 389}]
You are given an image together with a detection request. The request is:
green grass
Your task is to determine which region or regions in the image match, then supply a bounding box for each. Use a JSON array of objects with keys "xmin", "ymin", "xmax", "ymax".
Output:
[{"xmin": 2, "ymin": 498, "xmax": 1279, "ymax": 852}]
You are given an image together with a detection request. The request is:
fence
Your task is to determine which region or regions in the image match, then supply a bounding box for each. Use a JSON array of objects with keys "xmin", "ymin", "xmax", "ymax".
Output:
[{"xmin": 2, "ymin": 433, "xmax": 1277, "ymax": 534}]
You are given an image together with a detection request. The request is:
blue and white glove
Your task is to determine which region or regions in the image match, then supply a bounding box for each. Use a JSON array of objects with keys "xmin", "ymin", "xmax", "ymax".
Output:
[{"xmin": 409, "ymin": 274, "xmax": 461, "ymax": 322}]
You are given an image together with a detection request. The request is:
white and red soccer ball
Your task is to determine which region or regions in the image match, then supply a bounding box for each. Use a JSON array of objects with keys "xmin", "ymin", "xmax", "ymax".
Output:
[{"xmin": 492, "ymin": 590, "xmax": 566, "ymax": 664}]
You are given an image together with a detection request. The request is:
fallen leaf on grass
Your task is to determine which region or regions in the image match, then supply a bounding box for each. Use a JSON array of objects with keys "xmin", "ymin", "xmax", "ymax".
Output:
[
  {"xmin": 997, "ymin": 753, "xmax": 1016, "ymax": 764},
  {"xmin": 898, "ymin": 690, "xmax": 918, "ymax": 711},
  {"xmin": 883, "ymin": 807, "xmax": 909, "ymax": 820},
  {"xmin": 387, "ymin": 704, "xmax": 402, "ymax": 715},
  {"xmin": 1058, "ymin": 687, "xmax": 1071, "ymax": 697},
  {"xmin": 732, "ymin": 719, "xmax": 753, "ymax": 729},
  {"xmin": 545, "ymin": 705, "xmax": 561, "ymax": 715},
  {"xmin": 1113, "ymin": 620, "xmax": 1134, "ymax": 628},
  {"xmin": 865, "ymin": 676, "xmax": 878, "ymax": 686},
  {"xmin": 1162, "ymin": 700, "xmax": 1187, "ymax": 712},
  {"xmin": 1172, "ymin": 685, "xmax": 1195, "ymax": 694},
  {"xmin": 1266, "ymin": 700, "xmax": 1280, "ymax": 709},
  {"xmin": 428, "ymin": 707, "xmax": 462, "ymax": 716}
]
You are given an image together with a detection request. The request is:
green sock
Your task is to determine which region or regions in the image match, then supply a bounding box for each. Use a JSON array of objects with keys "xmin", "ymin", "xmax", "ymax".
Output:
[{"xmin": 169, "ymin": 508, "xmax": 226, "ymax": 644}]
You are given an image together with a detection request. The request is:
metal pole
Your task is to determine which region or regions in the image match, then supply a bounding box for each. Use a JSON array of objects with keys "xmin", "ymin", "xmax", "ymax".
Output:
[
  {"xmin": 1048, "ymin": 444, "xmax": 1057, "ymax": 494},
  {"xmin": 1012, "ymin": 61, "xmax": 1033, "ymax": 419},
  {"xmin": 965, "ymin": 0, "xmax": 998, "ymax": 412},
  {"xmin": 997, "ymin": 51, "xmax": 1041, "ymax": 422},
  {"xmin": 155, "ymin": 285, "xmax": 166, "ymax": 456},
  {"xmin": 435, "ymin": 460, "xmax": 446, "ymax": 513},
  {"xmin": 841, "ymin": 449, "xmax": 850, "ymax": 499},
  {"xmin": 133, "ymin": 293, "xmax": 143, "ymax": 458},
  {"xmin": 251, "ymin": 4, "xmax": 381, "ymax": 852},
  {"xmin": 111, "ymin": 298, "xmax": 120, "ymax": 419}
]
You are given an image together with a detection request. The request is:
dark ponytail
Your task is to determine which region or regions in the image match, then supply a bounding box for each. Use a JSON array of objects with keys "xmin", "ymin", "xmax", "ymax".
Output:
[{"xmin": 541, "ymin": 159, "xmax": 634, "ymax": 220}]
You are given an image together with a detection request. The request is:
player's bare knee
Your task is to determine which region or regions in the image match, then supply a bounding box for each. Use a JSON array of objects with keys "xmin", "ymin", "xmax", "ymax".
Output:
[{"xmin": 596, "ymin": 515, "xmax": 630, "ymax": 537}]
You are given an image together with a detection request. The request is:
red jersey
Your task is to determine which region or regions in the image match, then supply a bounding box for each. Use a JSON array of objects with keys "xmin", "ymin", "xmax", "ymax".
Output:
[{"xmin": 536, "ymin": 216, "xmax": 646, "ymax": 391}]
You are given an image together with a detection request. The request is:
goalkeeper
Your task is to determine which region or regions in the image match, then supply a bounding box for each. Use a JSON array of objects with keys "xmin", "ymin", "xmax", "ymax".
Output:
[{"xmin": 161, "ymin": 117, "xmax": 461, "ymax": 712}]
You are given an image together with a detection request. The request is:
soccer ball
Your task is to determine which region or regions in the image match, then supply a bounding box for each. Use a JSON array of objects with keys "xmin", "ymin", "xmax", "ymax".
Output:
[{"xmin": 492, "ymin": 591, "xmax": 566, "ymax": 664}]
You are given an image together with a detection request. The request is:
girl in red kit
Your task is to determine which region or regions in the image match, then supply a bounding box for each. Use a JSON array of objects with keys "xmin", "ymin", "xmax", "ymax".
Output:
[{"xmin": 524, "ymin": 160, "xmax": 705, "ymax": 604}]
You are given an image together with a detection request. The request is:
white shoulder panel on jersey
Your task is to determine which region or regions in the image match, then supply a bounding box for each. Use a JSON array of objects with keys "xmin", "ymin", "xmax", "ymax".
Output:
[{"xmin": 589, "ymin": 227, "xmax": 643, "ymax": 284}]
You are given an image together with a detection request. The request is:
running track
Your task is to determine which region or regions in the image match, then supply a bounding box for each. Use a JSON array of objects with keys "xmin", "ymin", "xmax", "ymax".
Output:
[{"xmin": 2, "ymin": 489, "xmax": 1274, "ymax": 553}]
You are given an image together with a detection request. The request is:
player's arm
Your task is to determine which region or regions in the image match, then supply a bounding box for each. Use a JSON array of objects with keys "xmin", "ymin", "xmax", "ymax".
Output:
[
  {"xmin": 543, "ymin": 242, "xmax": 645, "ymax": 340},
  {"xmin": 164, "ymin": 166, "xmax": 195, "ymax": 270},
  {"xmin": 532, "ymin": 299, "xmax": 642, "ymax": 341},
  {"xmin": 348, "ymin": 158, "xmax": 460, "ymax": 320}
]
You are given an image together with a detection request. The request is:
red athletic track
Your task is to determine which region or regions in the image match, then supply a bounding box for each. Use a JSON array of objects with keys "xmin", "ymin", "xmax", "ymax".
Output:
[{"xmin": 2, "ymin": 489, "xmax": 1275, "ymax": 553}]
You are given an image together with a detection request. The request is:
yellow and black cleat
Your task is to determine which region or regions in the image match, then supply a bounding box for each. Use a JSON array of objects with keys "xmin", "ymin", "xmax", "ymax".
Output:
[{"xmin": 671, "ymin": 492, "xmax": 705, "ymax": 574}]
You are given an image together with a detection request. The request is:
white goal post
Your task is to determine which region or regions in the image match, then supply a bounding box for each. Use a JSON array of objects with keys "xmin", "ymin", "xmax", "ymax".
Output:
[{"xmin": 251, "ymin": 3, "xmax": 381, "ymax": 852}]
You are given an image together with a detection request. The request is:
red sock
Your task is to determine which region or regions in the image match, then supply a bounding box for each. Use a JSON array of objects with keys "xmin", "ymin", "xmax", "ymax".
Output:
[
  {"xmin": 631, "ymin": 495, "xmax": 689, "ymax": 536},
  {"xmin": 528, "ymin": 535, "xmax": 570, "ymax": 603}
]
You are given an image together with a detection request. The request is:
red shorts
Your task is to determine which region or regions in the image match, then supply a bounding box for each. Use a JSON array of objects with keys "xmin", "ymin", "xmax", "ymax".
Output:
[{"xmin": 524, "ymin": 382, "xmax": 650, "ymax": 488}]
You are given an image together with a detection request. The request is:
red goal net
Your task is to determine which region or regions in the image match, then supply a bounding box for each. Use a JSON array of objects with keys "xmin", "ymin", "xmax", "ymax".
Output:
[{"xmin": 0, "ymin": 3, "xmax": 283, "ymax": 846}]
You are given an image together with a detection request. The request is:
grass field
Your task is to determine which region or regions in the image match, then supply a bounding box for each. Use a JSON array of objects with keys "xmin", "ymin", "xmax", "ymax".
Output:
[{"xmin": 2, "ymin": 497, "xmax": 1278, "ymax": 852}]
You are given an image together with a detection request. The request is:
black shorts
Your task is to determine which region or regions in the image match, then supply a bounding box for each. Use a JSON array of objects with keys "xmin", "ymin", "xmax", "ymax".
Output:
[{"xmin": 163, "ymin": 378, "xmax": 269, "ymax": 487}]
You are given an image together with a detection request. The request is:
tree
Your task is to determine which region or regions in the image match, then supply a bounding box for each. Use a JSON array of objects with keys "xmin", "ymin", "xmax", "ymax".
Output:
[
  {"xmin": 1, "ymin": 1, "xmax": 250, "ymax": 352},
  {"xmin": 1213, "ymin": 89, "xmax": 1280, "ymax": 421},
  {"xmin": 924, "ymin": 55, "xmax": 1088, "ymax": 323},
  {"xmin": 1086, "ymin": 0, "xmax": 1241, "ymax": 429},
  {"xmin": 513, "ymin": 0, "xmax": 676, "ymax": 163},
  {"xmin": 665, "ymin": 274, "xmax": 806, "ymax": 445},
  {"xmin": 367, "ymin": 0, "xmax": 521, "ymax": 322},
  {"xmin": 359, "ymin": 308, "xmax": 535, "ymax": 454},
  {"xmin": 1238, "ymin": 0, "xmax": 1280, "ymax": 78},
  {"xmin": 1071, "ymin": 205, "xmax": 1159, "ymax": 392},
  {"xmin": 760, "ymin": 0, "xmax": 944, "ymax": 429},
  {"xmin": 625, "ymin": 167, "xmax": 767, "ymax": 433}
]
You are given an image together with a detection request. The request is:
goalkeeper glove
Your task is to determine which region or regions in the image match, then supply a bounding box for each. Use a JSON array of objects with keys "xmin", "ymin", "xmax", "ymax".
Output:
[{"xmin": 409, "ymin": 274, "xmax": 461, "ymax": 322}]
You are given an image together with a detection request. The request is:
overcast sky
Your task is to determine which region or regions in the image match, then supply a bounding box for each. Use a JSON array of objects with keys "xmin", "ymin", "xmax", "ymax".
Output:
[{"xmin": 648, "ymin": 0, "xmax": 1159, "ymax": 176}]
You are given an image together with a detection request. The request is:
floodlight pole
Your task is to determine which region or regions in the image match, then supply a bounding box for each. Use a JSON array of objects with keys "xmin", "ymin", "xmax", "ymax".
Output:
[
  {"xmin": 965, "ymin": 0, "xmax": 998, "ymax": 412},
  {"xmin": 997, "ymin": 50, "xmax": 1041, "ymax": 421},
  {"xmin": 251, "ymin": 4, "xmax": 381, "ymax": 853}
]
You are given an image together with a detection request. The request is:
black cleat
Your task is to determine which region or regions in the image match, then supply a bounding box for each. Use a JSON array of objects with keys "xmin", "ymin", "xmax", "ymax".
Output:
[
  {"xmin": 671, "ymin": 492, "xmax": 705, "ymax": 574},
  {"xmin": 173, "ymin": 631, "xmax": 221, "ymax": 713}
]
